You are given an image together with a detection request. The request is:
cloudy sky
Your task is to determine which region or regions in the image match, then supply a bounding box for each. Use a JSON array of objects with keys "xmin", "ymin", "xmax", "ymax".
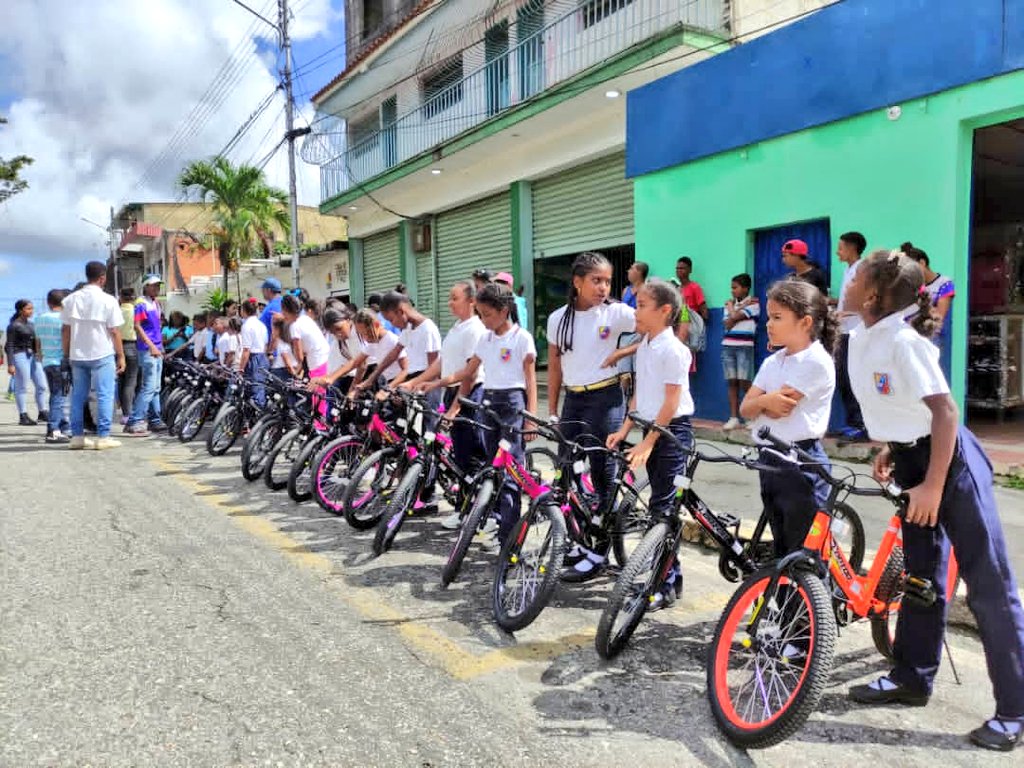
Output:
[{"xmin": 0, "ymin": 0, "xmax": 347, "ymax": 319}]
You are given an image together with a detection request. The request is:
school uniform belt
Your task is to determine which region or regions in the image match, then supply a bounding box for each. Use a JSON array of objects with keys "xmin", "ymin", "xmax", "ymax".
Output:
[{"xmin": 564, "ymin": 375, "xmax": 621, "ymax": 394}]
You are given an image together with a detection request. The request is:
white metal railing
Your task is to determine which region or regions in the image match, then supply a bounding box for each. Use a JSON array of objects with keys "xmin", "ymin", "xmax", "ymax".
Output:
[{"xmin": 317, "ymin": 0, "xmax": 727, "ymax": 201}]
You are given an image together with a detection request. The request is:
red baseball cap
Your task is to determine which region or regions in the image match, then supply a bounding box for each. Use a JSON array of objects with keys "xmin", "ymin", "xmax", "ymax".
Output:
[{"xmin": 781, "ymin": 239, "xmax": 809, "ymax": 256}]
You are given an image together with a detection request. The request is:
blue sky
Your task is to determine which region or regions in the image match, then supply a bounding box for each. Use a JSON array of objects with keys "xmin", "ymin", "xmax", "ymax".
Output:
[{"xmin": 0, "ymin": 0, "xmax": 347, "ymax": 323}]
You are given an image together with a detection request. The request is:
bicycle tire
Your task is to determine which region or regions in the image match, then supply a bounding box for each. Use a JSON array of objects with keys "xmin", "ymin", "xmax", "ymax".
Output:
[
  {"xmin": 870, "ymin": 546, "xmax": 905, "ymax": 661},
  {"xmin": 178, "ymin": 398, "xmax": 208, "ymax": 443},
  {"xmin": 310, "ymin": 435, "xmax": 365, "ymax": 515},
  {"xmin": 610, "ymin": 476, "xmax": 652, "ymax": 568},
  {"xmin": 440, "ymin": 478, "xmax": 494, "ymax": 589},
  {"xmin": 707, "ymin": 566, "xmax": 836, "ymax": 749},
  {"xmin": 241, "ymin": 417, "xmax": 283, "ymax": 481},
  {"xmin": 162, "ymin": 388, "xmax": 187, "ymax": 426},
  {"xmin": 492, "ymin": 499, "xmax": 567, "ymax": 632},
  {"xmin": 833, "ymin": 501, "xmax": 866, "ymax": 575},
  {"xmin": 207, "ymin": 404, "xmax": 242, "ymax": 456},
  {"xmin": 340, "ymin": 447, "xmax": 401, "ymax": 528},
  {"xmin": 287, "ymin": 434, "xmax": 327, "ymax": 503},
  {"xmin": 372, "ymin": 461, "xmax": 424, "ymax": 556},
  {"xmin": 264, "ymin": 427, "xmax": 305, "ymax": 491},
  {"xmin": 168, "ymin": 394, "xmax": 194, "ymax": 437},
  {"xmin": 596, "ymin": 521, "xmax": 671, "ymax": 660}
]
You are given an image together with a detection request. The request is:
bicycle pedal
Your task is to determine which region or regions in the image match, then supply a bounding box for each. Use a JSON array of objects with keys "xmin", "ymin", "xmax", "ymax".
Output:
[{"xmin": 903, "ymin": 575, "xmax": 938, "ymax": 608}]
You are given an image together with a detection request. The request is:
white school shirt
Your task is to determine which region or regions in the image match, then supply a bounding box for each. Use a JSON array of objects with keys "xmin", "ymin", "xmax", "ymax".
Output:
[
  {"xmin": 475, "ymin": 325, "xmax": 536, "ymax": 391},
  {"xmin": 60, "ymin": 284, "xmax": 124, "ymax": 362},
  {"xmin": 363, "ymin": 330, "xmax": 406, "ymax": 381},
  {"xmin": 239, "ymin": 316, "xmax": 268, "ymax": 354},
  {"xmin": 848, "ymin": 313, "xmax": 949, "ymax": 443},
  {"xmin": 546, "ymin": 302, "xmax": 635, "ymax": 387},
  {"xmin": 398, "ymin": 318, "xmax": 442, "ymax": 373},
  {"xmin": 836, "ymin": 259, "xmax": 863, "ymax": 334},
  {"xmin": 271, "ymin": 339, "xmax": 295, "ymax": 370},
  {"xmin": 217, "ymin": 333, "xmax": 239, "ymax": 367},
  {"xmin": 442, "ymin": 316, "xmax": 486, "ymax": 384},
  {"xmin": 191, "ymin": 328, "xmax": 208, "ymax": 359},
  {"xmin": 326, "ymin": 333, "xmax": 344, "ymax": 371},
  {"xmin": 634, "ymin": 327, "xmax": 694, "ymax": 421},
  {"xmin": 289, "ymin": 314, "xmax": 331, "ymax": 371},
  {"xmin": 750, "ymin": 340, "xmax": 836, "ymax": 443}
]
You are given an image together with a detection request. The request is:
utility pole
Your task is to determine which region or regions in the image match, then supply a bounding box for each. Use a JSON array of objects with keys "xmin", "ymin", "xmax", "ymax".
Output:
[{"xmin": 279, "ymin": 0, "xmax": 303, "ymax": 289}]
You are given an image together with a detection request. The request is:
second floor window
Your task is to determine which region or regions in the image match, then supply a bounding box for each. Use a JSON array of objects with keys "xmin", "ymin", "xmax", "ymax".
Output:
[
  {"xmin": 579, "ymin": 0, "xmax": 635, "ymax": 29},
  {"xmin": 421, "ymin": 56, "xmax": 464, "ymax": 120}
]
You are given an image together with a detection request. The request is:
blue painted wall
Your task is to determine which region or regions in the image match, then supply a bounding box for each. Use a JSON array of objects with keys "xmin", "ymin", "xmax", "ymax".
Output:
[{"xmin": 627, "ymin": 0, "xmax": 1024, "ymax": 178}]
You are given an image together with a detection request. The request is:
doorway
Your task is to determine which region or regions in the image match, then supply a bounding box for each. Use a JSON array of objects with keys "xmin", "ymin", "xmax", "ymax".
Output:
[{"xmin": 967, "ymin": 119, "xmax": 1024, "ymax": 437}]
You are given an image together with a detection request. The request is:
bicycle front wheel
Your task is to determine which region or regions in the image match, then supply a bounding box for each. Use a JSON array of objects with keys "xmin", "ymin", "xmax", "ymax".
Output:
[
  {"xmin": 178, "ymin": 398, "xmax": 208, "ymax": 443},
  {"xmin": 596, "ymin": 521, "xmax": 671, "ymax": 660},
  {"xmin": 492, "ymin": 499, "xmax": 567, "ymax": 632},
  {"xmin": 207, "ymin": 404, "xmax": 242, "ymax": 456},
  {"xmin": 707, "ymin": 566, "xmax": 836, "ymax": 749},
  {"xmin": 340, "ymin": 448, "xmax": 400, "ymax": 528},
  {"xmin": 610, "ymin": 476, "xmax": 652, "ymax": 568},
  {"xmin": 264, "ymin": 427, "xmax": 305, "ymax": 491},
  {"xmin": 440, "ymin": 477, "xmax": 493, "ymax": 589},
  {"xmin": 287, "ymin": 434, "xmax": 326, "ymax": 503},
  {"xmin": 372, "ymin": 460, "xmax": 423, "ymax": 556}
]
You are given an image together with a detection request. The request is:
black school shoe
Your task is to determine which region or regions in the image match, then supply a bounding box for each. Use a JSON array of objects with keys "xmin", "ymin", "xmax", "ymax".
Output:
[
  {"xmin": 848, "ymin": 676, "xmax": 930, "ymax": 707},
  {"xmin": 969, "ymin": 718, "xmax": 1023, "ymax": 752},
  {"xmin": 18, "ymin": 413, "xmax": 37, "ymax": 426}
]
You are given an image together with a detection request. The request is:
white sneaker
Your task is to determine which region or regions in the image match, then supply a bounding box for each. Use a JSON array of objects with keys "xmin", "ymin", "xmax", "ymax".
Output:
[
  {"xmin": 480, "ymin": 517, "xmax": 498, "ymax": 536},
  {"xmin": 92, "ymin": 437, "xmax": 122, "ymax": 450},
  {"xmin": 722, "ymin": 417, "xmax": 741, "ymax": 431},
  {"xmin": 69, "ymin": 435, "xmax": 88, "ymax": 450},
  {"xmin": 440, "ymin": 512, "xmax": 463, "ymax": 530}
]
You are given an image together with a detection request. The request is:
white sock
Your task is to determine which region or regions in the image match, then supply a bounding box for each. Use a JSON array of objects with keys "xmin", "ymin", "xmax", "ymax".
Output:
[{"xmin": 869, "ymin": 676, "xmax": 899, "ymax": 692}]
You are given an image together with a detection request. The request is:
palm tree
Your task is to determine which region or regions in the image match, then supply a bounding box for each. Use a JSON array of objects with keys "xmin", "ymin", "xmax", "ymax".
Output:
[{"xmin": 178, "ymin": 156, "xmax": 291, "ymax": 293}]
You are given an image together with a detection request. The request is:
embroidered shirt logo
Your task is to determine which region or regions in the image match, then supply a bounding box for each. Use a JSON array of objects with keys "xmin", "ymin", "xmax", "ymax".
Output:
[
  {"xmin": 500, "ymin": 347, "xmax": 512, "ymax": 362},
  {"xmin": 598, "ymin": 325, "xmax": 611, "ymax": 340},
  {"xmin": 874, "ymin": 372, "xmax": 893, "ymax": 396}
]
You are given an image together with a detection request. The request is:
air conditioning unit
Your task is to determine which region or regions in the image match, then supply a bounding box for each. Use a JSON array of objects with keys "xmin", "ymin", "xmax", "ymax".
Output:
[{"xmin": 412, "ymin": 223, "xmax": 431, "ymax": 253}]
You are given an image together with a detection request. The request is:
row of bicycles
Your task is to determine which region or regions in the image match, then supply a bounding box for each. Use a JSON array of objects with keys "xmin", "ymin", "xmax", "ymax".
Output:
[{"xmin": 159, "ymin": 358, "xmax": 960, "ymax": 748}]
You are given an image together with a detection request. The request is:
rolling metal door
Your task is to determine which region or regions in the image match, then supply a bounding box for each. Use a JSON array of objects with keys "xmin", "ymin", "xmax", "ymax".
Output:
[
  {"xmin": 415, "ymin": 251, "xmax": 436, "ymax": 322},
  {"xmin": 532, "ymin": 152, "xmax": 634, "ymax": 259},
  {"xmin": 434, "ymin": 193, "xmax": 512, "ymax": 331},
  {"xmin": 362, "ymin": 228, "xmax": 401, "ymax": 298}
]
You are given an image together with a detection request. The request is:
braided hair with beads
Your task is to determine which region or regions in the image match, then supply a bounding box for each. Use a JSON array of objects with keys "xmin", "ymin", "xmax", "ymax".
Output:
[{"xmin": 553, "ymin": 251, "xmax": 613, "ymax": 355}]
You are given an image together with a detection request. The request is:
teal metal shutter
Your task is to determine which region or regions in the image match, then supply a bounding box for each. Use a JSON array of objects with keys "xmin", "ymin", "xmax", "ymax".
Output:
[
  {"xmin": 415, "ymin": 250, "xmax": 436, "ymax": 321},
  {"xmin": 434, "ymin": 193, "xmax": 512, "ymax": 331},
  {"xmin": 532, "ymin": 152, "xmax": 634, "ymax": 259},
  {"xmin": 362, "ymin": 228, "xmax": 401, "ymax": 298}
]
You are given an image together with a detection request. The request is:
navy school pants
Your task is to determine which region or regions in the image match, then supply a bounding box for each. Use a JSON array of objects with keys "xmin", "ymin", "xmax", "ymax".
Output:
[{"xmin": 482, "ymin": 388, "xmax": 525, "ymax": 543}]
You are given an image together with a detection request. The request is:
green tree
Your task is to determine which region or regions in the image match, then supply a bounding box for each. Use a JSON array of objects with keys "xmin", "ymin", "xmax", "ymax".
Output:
[
  {"xmin": 0, "ymin": 116, "xmax": 33, "ymax": 203},
  {"xmin": 178, "ymin": 156, "xmax": 290, "ymax": 293}
]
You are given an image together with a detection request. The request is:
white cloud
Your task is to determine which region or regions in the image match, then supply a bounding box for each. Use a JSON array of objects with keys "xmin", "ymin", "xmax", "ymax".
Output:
[
  {"xmin": 0, "ymin": 258, "xmax": 11, "ymax": 275},
  {"xmin": 0, "ymin": 0, "xmax": 340, "ymax": 263}
]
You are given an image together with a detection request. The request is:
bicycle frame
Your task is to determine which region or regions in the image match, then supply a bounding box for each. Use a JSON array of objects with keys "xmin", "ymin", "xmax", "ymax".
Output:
[{"xmin": 491, "ymin": 438, "xmax": 551, "ymax": 501}]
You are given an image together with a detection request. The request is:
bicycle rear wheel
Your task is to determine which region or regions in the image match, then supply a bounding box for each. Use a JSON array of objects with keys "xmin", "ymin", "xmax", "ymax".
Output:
[
  {"xmin": 440, "ymin": 478, "xmax": 493, "ymax": 589},
  {"xmin": 870, "ymin": 546, "xmax": 905, "ymax": 661},
  {"xmin": 372, "ymin": 461, "xmax": 423, "ymax": 556},
  {"xmin": 207, "ymin": 404, "xmax": 242, "ymax": 456},
  {"xmin": 707, "ymin": 566, "xmax": 836, "ymax": 749},
  {"xmin": 596, "ymin": 522, "xmax": 671, "ymax": 660},
  {"xmin": 287, "ymin": 434, "xmax": 326, "ymax": 503},
  {"xmin": 833, "ymin": 501, "xmax": 866, "ymax": 574},
  {"xmin": 611, "ymin": 476, "xmax": 652, "ymax": 568},
  {"xmin": 492, "ymin": 499, "xmax": 567, "ymax": 632}
]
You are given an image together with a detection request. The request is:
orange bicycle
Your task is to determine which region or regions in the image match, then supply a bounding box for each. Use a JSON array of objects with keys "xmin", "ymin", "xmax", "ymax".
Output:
[{"xmin": 706, "ymin": 427, "xmax": 959, "ymax": 748}]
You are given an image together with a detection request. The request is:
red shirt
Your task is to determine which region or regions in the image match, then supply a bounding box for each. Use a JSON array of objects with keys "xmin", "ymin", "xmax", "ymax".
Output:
[{"xmin": 680, "ymin": 281, "xmax": 706, "ymax": 313}]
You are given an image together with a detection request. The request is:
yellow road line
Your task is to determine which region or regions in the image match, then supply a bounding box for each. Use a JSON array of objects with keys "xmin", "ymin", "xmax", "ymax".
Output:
[{"xmin": 152, "ymin": 457, "xmax": 605, "ymax": 680}]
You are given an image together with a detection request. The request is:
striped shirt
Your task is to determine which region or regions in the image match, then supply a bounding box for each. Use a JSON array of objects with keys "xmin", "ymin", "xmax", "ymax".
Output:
[{"xmin": 723, "ymin": 297, "xmax": 759, "ymax": 347}]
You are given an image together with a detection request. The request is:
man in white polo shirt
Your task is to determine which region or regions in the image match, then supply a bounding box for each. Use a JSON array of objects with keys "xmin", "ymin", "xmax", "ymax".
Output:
[{"xmin": 61, "ymin": 261, "xmax": 126, "ymax": 450}]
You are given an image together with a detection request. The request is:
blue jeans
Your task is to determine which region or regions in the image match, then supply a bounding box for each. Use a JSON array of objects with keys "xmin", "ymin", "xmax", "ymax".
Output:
[
  {"xmin": 129, "ymin": 352, "xmax": 163, "ymax": 426},
  {"xmin": 482, "ymin": 388, "xmax": 526, "ymax": 543},
  {"xmin": 12, "ymin": 351, "xmax": 48, "ymax": 414},
  {"xmin": 560, "ymin": 384, "xmax": 626, "ymax": 512},
  {"xmin": 70, "ymin": 355, "xmax": 116, "ymax": 437},
  {"xmin": 43, "ymin": 364, "xmax": 70, "ymax": 434},
  {"xmin": 244, "ymin": 352, "xmax": 269, "ymax": 407}
]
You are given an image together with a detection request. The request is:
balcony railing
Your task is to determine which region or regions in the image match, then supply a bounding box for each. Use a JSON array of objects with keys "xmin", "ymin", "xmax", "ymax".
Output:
[{"xmin": 317, "ymin": 0, "xmax": 727, "ymax": 202}]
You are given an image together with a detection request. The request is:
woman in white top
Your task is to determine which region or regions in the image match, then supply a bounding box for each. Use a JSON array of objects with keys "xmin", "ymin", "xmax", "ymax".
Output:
[
  {"xmin": 607, "ymin": 279, "xmax": 693, "ymax": 601},
  {"xmin": 238, "ymin": 298, "xmax": 270, "ymax": 405},
  {"xmin": 216, "ymin": 317, "xmax": 241, "ymax": 369},
  {"xmin": 320, "ymin": 308, "xmax": 362, "ymax": 393},
  {"xmin": 269, "ymin": 316, "xmax": 299, "ymax": 379},
  {"xmin": 282, "ymin": 294, "xmax": 330, "ymax": 378},
  {"xmin": 313, "ymin": 310, "xmax": 406, "ymax": 394},
  {"xmin": 843, "ymin": 249, "xmax": 1024, "ymax": 751},
  {"xmin": 739, "ymin": 279, "xmax": 836, "ymax": 558}
]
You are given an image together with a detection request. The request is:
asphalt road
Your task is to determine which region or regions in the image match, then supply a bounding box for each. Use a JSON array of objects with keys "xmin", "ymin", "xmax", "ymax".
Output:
[{"xmin": 2, "ymin": 386, "xmax": 1024, "ymax": 767}]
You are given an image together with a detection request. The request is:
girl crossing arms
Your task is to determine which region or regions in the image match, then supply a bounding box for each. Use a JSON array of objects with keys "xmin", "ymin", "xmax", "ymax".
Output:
[{"xmin": 740, "ymin": 280, "xmax": 837, "ymax": 557}]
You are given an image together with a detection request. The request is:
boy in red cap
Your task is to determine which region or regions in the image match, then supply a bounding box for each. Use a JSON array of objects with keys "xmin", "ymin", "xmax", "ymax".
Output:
[{"xmin": 782, "ymin": 239, "xmax": 829, "ymax": 296}]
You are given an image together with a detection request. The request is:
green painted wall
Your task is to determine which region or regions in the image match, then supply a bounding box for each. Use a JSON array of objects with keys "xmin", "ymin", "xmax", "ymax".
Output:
[{"xmin": 634, "ymin": 69, "xmax": 1024, "ymax": 407}]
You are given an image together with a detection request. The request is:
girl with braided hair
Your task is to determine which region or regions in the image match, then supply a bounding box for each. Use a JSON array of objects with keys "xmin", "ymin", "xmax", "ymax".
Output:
[
  {"xmin": 546, "ymin": 252, "xmax": 636, "ymax": 580},
  {"xmin": 844, "ymin": 249, "xmax": 1024, "ymax": 752}
]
